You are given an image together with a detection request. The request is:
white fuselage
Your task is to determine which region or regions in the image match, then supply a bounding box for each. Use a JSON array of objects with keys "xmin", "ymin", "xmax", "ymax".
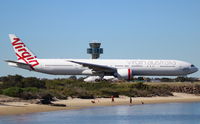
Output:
[
  {"xmin": 7, "ymin": 34, "xmax": 199, "ymax": 80},
  {"xmin": 31, "ymin": 59, "xmax": 198, "ymax": 76}
]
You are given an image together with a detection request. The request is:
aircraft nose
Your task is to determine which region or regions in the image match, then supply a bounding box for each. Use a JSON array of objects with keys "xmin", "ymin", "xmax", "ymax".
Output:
[
  {"xmin": 191, "ymin": 67, "xmax": 198, "ymax": 73},
  {"xmin": 194, "ymin": 67, "xmax": 198, "ymax": 72}
]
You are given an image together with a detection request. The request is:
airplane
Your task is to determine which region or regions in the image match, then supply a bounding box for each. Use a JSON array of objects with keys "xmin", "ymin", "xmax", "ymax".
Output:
[{"xmin": 6, "ymin": 34, "xmax": 198, "ymax": 81}]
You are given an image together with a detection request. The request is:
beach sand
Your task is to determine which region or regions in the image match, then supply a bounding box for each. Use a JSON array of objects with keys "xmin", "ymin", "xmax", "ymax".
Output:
[{"xmin": 1, "ymin": 92, "xmax": 200, "ymax": 116}]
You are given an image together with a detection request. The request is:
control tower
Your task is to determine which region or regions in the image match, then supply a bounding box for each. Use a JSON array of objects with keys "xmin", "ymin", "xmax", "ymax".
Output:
[{"xmin": 87, "ymin": 42, "xmax": 103, "ymax": 59}]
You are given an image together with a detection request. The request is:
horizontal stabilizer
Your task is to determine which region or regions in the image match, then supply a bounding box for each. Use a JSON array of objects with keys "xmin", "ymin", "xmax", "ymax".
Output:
[{"xmin": 5, "ymin": 60, "xmax": 34, "ymax": 71}]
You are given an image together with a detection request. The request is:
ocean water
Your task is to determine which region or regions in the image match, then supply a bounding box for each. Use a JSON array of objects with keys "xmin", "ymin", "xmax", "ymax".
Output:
[{"xmin": 1, "ymin": 102, "xmax": 200, "ymax": 124}]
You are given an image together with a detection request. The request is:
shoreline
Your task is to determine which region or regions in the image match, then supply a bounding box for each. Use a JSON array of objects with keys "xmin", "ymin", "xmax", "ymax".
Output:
[{"xmin": 1, "ymin": 93, "xmax": 200, "ymax": 116}]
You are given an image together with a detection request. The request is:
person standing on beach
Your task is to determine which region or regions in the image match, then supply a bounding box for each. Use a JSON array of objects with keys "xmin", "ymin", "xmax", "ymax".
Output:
[
  {"xmin": 130, "ymin": 97, "xmax": 132, "ymax": 104},
  {"xmin": 111, "ymin": 96, "xmax": 114, "ymax": 102}
]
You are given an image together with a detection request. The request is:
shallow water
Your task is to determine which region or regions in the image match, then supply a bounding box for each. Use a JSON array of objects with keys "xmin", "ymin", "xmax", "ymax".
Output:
[{"xmin": 1, "ymin": 102, "xmax": 200, "ymax": 124}]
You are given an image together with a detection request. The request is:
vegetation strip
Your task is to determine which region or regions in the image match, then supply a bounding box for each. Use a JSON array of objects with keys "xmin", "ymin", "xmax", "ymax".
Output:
[{"xmin": 0, "ymin": 75, "xmax": 200, "ymax": 101}]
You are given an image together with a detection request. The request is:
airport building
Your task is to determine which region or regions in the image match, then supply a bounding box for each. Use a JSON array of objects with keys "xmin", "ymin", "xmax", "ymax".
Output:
[{"xmin": 87, "ymin": 42, "xmax": 103, "ymax": 59}]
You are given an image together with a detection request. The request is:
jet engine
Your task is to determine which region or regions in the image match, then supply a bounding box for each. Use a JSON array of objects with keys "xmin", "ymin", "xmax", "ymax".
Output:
[
  {"xmin": 115, "ymin": 68, "xmax": 132, "ymax": 80},
  {"xmin": 84, "ymin": 76, "xmax": 101, "ymax": 82}
]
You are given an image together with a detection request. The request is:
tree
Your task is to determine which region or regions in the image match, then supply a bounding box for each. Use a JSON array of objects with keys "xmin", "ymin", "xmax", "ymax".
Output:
[
  {"xmin": 22, "ymin": 77, "xmax": 45, "ymax": 88},
  {"xmin": 68, "ymin": 76, "xmax": 77, "ymax": 80},
  {"xmin": 0, "ymin": 75, "xmax": 24, "ymax": 88}
]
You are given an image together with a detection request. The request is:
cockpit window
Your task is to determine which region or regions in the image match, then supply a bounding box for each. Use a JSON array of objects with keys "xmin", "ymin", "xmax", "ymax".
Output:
[{"xmin": 191, "ymin": 64, "xmax": 195, "ymax": 67}]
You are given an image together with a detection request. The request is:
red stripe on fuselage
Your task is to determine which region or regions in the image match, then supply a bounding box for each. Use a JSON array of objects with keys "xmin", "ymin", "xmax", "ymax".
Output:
[{"xmin": 128, "ymin": 68, "xmax": 131, "ymax": 80}]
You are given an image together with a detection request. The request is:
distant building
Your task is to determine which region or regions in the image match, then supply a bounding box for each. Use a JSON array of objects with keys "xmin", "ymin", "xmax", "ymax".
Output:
[{"xmin": 87, "ymin": 42, "xmax": 103, "ymax": 59}]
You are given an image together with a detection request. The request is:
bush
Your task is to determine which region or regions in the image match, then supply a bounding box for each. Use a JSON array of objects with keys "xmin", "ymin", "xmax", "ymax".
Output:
[
  {"xmin": 3, "ymin": 87, "xmax": 23, "ymax": 97},
  {"xmin": 0, "ymin": 75, "xmax": 24, "ymax": 88},
  {"xmin": 73, "ymin": 88, "xmax": 95, "ymax": 99},
  {"xmin": 131, "ymin": 82, "xmax": 148, "ymax": 90},
  {"xmin": 77, "ymin": 93, "xmax": 94, "ymax": 99},
  {"xmin": 23, "ymin": 87, "xmax": 39, "ymax": 92},
  {"xmin": 22, "ymin": 78, "xmax": 46, "ymax": 88},
  {"xmin": 129, "ymin": 89, "xmax": 150, "ymax": 97},
  {"xmin": 20, "ymin": 87, "xmax": 40, "ymax": 99},
  {"xmin": 2, "ymin": 87, "xmax": 43, "ymax": 99},
  {"xmin": 100, "ymin": 88, "xmax": 119, "ymax": 97}
]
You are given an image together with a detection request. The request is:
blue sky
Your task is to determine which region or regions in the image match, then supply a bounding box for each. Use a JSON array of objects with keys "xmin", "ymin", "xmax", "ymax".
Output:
[{"xmin": 0, "ymin": 0, "xmax": 199, "ymax": 78}]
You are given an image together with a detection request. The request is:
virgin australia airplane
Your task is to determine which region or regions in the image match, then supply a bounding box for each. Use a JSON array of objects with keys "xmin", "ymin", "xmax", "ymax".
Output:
[{"xmin": 6, "ymin": 34, "xmax": 198, "ymax": 81}]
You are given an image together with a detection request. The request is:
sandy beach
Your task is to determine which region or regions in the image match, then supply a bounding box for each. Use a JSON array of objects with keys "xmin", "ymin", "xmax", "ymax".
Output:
[{"xmin": 1, "ymin": 92, "xmax": 200, "ymax": 116}]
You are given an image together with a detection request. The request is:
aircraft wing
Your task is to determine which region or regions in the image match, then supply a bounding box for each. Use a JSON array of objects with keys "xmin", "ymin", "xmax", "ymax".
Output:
[
  {"xmin": 5, "ymin": 60, "xmax": 34, "ymax": 71},
  {"xmin": 68, "ymin": 60, "xmax": 116, "ymax": 74}
]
